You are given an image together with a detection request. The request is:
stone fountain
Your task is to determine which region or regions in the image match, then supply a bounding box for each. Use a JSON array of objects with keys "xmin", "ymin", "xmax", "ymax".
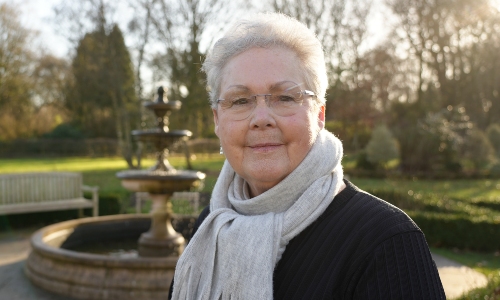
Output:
[
  {"xmin": 116, "ymin": 86, "xmax": 205, "ymax": 258},
  {"xmin": 25, "ymin": 87, "xmax": 205, "ymax": 299}
]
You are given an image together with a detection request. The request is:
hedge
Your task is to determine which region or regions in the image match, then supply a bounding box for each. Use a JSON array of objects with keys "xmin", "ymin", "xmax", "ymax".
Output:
[
  {"xmin": 408, "ymin": 211, "xmax": 500, "ymax": 251},
  {"xmin": 366, "ymin": 189, "xmax": 500, "ymax": 251}
]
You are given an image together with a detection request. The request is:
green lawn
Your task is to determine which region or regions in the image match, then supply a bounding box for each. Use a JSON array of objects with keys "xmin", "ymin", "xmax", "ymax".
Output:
[
  {"xmin": 0, "ymin": 155, "xmax": 225, "ymax": 195},
  {"xmin": 348, "ymin": 177, "xmax": 500, "ymax": 202}
]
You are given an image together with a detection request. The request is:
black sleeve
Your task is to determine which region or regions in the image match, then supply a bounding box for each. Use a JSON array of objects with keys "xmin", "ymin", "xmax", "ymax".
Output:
[
  {"xmin": 352, "ymin": 231, "xmax": 445, "ymax": 300},
  {"xmin": 168, "ymin": 206, "xmax": 211, "ymax": 299}
]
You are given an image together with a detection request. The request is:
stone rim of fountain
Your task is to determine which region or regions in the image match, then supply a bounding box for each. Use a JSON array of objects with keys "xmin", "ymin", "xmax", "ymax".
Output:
[
  {"xmin": 25, "ymin": 214, "xmax": 188, "ymax": 299},
  {"xmin": 29, "ymin": 214, "xmax": 178, "ymax": 265}
]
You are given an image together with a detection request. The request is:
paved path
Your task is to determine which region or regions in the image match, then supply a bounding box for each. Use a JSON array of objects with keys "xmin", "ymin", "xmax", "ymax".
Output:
[
  {"xmin": 432, "ymin": 253, "xmax": 488, "ymax": 299},
  {"xmin": 0, "ymin": 229, "xmax": 489, "ymax": 300}
]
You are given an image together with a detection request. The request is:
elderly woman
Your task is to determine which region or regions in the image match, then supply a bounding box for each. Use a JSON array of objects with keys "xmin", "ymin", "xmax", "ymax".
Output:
[{"xmin": 171, "ymin": 13, "xmax": 445, "ymax": 299}]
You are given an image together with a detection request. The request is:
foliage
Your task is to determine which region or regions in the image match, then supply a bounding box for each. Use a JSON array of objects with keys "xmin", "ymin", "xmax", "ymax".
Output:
[
  {"xmin": 491, "ymin": 163, "xmax": 500, "ymax": 176},
  {"xmin": 390, "ymin": 104, "xmax": 471, "ymax": 172},
  {"xmin": 134, "ymin": 0, "xmax": 251, "ymax": 138},
  {"xmin": 42, "ymin": 123, "xmax": 85, "ymax": 139},
  {"xmin": 461, "ymin": 128, "xmax": 496, "ymax": 169},
  {"xmin": 66, "ymin": 23, "xmax": 140, "ymax": 168},
  {"xmin": 385, "ymin": 0, "xmax": 500, "ymax": 129},
  {"xmin": 354, "ymin": 150, "xmax": 377, "ymax": 170},
  {"xmin": 0, "ymin": 4, "xmax": 72, "ymax": 141},
  {"xmin": 158, "ymin": 47, "xmax": 214, "ymax": 138},
  {"xmin": 326, "ymin": 85, "xmax": 377, "ymax": 152},
  {"xmin": 487, "ymin": 123, "xmax": 500, "ymax": 158},
  {"xmin": 366, "ymin": 187, "xmax": 500, "ymax": 251},
  {"xmin": 0, "ymin": 4, "xmax": 36, "ymax": 140},
  {"xmin": 364, "ymin": 124, "xmax": 399, "ymax": 168},
  {"xmin": 4, "ymin": 0, "xmax": 500, "ymax": 177}
]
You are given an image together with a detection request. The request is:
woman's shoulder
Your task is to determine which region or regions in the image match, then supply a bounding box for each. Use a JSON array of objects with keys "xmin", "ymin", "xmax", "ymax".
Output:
[{"xmin": 323, "ymin": 179, "xmax": 422, "ymax": 244}]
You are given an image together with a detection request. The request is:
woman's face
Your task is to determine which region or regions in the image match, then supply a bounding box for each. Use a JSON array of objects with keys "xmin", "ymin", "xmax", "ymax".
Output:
[{"xmin": 213, "ymin": 47, "xmax": 325, "ymax": 197}]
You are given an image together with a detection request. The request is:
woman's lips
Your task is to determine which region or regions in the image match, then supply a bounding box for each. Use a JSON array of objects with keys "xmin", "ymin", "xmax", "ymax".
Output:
[{"xmin": 248, "ymin": 143, "xmax": 283, "ymax": 153}]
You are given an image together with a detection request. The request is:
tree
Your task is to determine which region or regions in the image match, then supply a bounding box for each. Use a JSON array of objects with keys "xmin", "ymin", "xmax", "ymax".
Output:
[
  {"xmin": 0, "ymin": 3, "xmax": 36, "ymax": 140},
  {"xmin": 365, "ymin": 124, "xmax": 400, "ymax": 168},
  {"xmin": 385, "ymin": 0, "xmax": 500, "ymax": 129},
  {"xmin": 67, "ymin": 24, "xmax": 140, "ymax": 168},
  {"xmin": 138, "ymin": 0, "xmax": 251, "ymax": 138}
]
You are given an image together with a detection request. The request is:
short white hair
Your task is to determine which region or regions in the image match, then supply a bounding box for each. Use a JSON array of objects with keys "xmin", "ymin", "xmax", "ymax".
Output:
[{"xmin": 203, "ymin": 12, "xmax": 328, "ymax": 109}]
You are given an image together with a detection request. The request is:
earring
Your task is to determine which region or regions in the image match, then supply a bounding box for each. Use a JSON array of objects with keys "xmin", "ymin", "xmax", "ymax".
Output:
[{"xmin": 220, "ymin": 146, "xmax": 224, "ymax": 155}]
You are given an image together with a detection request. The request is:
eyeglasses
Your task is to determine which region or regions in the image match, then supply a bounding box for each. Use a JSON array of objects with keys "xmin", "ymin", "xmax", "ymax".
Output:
[{"xmin": 217, "ymin": 83, "xmax": 316, "ymax": 121}]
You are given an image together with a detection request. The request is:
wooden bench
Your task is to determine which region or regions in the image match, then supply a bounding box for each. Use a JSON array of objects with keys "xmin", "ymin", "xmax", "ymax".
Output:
[{"xmin": 0, "ymin": 172, "xmax": 99, "ymax": 217}]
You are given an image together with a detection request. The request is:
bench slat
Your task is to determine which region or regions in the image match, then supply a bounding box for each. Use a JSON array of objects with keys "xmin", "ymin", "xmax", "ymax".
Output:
[{"xmin": 0, "ymin": 198, "xmax": 94, "ymax": 215}]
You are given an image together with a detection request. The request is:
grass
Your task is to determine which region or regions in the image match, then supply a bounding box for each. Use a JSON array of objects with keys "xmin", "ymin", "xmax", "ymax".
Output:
[
  {"xmin": 349, "ymin": 177, "xmax": 500, "ymax": 202},
  {"xmin": 0, "ymin": 155, "xmax": 225, "ymax": 195}
]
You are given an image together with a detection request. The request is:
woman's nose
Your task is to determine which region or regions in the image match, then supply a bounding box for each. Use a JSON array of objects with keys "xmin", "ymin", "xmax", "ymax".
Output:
[{"xmin": 249, "ymin": 96, "xmax": 276, "ymax": 128}]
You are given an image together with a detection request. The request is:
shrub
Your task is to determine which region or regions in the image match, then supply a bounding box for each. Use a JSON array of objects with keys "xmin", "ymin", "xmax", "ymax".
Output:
[
  {"xmin": 366, "ymin": 188, "xmax": 500, "ymax": 251},
  {"xmin": 42, "ymin": 123, "xmax": 85, "ymax": 139},
  {"xmin": 461, "ymin": 128, "xmax": 496, "ymax": 169},
  {"xmin": 390, "ymin": 106, "xmax": 470, "ymax": 172},
  {"xmin": 487, "ymin": 123, "xmax": 500, "ymax": 157},
  {"xmin": 408, "ymin": 211, "xmax": 500, "ymax": 251},
  {"xmin": 365, "ymin": 124, "xmax": 400, "ymax": 168},
  {"xmin": 355, "ymin": 151, "xmax": 377, "ymax": 170}
]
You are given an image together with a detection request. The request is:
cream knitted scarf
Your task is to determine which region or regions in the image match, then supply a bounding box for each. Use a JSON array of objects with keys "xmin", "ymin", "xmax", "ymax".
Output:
[{"xmin": 172, "ymin": 129, "xmax": 344, "ymax": 300}]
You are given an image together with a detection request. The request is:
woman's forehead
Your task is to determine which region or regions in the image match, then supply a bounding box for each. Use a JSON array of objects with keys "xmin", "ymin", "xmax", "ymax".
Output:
[{"xmin": 219, "ymin": 47, "xmax": 304, "ymax": 93}]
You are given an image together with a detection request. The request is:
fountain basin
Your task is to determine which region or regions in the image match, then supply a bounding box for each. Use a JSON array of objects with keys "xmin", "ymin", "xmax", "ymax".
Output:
[
  {"xmin": 25, "ymin": 214, "xmax": 195, "ymax": 300},
  {"xmin": 117, "ymin": 170, "xmax": 205, "ymax": 194}
]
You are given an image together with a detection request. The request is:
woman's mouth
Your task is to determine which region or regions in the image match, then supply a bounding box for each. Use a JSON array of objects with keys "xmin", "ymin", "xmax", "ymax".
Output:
[{"xmin": 249, "ymin": 143, "xmax": 283, "ymax": 153}]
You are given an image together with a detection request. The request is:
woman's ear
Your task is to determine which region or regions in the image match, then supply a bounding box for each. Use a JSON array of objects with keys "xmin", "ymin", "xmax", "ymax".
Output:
[
  {"xmin": 213, "ymin": 108, "xmax": 220, "ymax": 137},
  {"xmin": 317, "ymin": 105, "xmax": 325, "ymax": 130}
]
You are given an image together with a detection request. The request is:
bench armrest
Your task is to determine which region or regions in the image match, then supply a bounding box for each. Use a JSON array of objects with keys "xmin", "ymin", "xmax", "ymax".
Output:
[{"xmin": 82, "ymin": 185, "xmax": 99, "ymax": 217}]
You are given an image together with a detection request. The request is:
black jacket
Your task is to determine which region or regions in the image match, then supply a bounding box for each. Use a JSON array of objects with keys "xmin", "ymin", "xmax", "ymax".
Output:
[{"xmin": 170, "ymin": 180, "xmax": 445, "ymax": 299}]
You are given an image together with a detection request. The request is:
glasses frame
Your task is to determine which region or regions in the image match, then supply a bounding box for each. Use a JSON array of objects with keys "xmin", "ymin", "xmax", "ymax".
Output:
[{"xmin": 216, "ymin": 88, "xmax": 316, "ymax": 120}]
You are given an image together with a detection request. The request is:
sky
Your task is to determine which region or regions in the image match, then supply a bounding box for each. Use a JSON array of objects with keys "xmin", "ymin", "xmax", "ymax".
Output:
[
  {"xmin": 0, "ymin": 0, "xmax": 397, "ymax": 98},
  {"xmin": 5, "ymin": 0, "xmax": 500, "ymax": 59},
  {"xmin": 4, "ymin": 0, "xmax": 70, "ymax": 57},
  {"xmin": 3, "ymin": 0, "xmax": 397, "ymax": 59}
]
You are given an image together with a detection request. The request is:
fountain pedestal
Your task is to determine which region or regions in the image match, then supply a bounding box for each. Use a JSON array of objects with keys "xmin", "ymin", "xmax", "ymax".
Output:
[{"xmin": 138, "ymin": 193, "xmax": 184, "ymax": 257}]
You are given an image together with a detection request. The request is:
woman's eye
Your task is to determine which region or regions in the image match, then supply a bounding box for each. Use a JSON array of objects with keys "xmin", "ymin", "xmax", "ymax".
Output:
[
  {"xmin": 277, "ymin": 95, "xmax": 296, "ymax": 102},
  {"xmin": 231, "ymin": 98, "xmax": 250, "ymax": 106}
]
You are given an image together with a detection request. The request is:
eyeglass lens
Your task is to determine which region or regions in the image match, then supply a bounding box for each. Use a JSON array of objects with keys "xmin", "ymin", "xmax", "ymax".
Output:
[{"xmin": 219, "ymin": 84, "xmax": 310, "ymax": 120}]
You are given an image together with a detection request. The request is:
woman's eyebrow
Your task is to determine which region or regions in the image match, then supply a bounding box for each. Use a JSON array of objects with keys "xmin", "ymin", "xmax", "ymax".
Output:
[
  {"xmin": 225, "ymin": 85, "xmax": 250, "ymax": 91},
  {"xmin": 226, "ymin": 81, "xmax": 300, "ymax": 92}
]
